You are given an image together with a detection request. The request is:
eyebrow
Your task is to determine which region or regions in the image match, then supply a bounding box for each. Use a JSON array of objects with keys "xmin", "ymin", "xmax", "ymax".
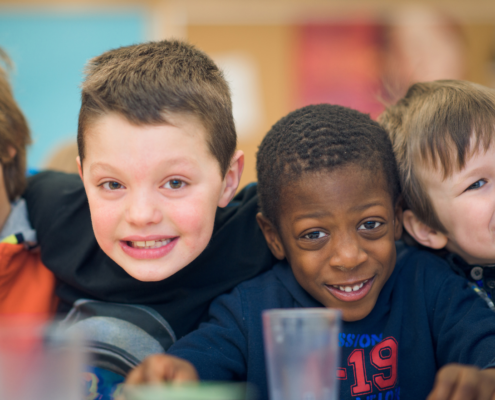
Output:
[
  {"xmin": 349, "ymin": 201, "xmax": 387, "ymax": 212},
  {"xmin": 452, "ymin": 165, "xmax": 487, "ymax": 184},
  {"xmin": 89, "ymin": 162, "xmax": 120, "ymax": 175},
  {"xmin": 292, "ymin": 201, "xmax": 386, "ymax": 221},
  {"xmin": 88, "ymin": 157, "xmax": 197, "ymax": 174},
  {"xmin": 293, "ymin": 210, "xmax": 330, "ymax": 221}
]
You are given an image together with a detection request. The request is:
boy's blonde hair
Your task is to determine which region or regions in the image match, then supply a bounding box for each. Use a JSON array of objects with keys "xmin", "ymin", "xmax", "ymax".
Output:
[
  {"xmin": 0, "ymin": 49, "xmax": 30, "ymax": 202},
  {"xmin": 379, "ymin": 80, "xmax": 495, "ymax": 232}
]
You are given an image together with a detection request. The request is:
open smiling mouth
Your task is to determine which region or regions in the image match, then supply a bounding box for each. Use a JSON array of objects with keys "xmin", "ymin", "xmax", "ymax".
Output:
[
  {"xmin": 126, "ymin": 239, "xmax": 173, "ymax": 249},
  {"xmin": 331, "ymin": 279, "xmax": 369, "ymax": 293},
  {"xmin": 120, "ymin": 237, "xmax": 178, "ymax": 259},
  {"xmin": 325, "ymin": 277, "xmax": 375, "ymax": 302}
]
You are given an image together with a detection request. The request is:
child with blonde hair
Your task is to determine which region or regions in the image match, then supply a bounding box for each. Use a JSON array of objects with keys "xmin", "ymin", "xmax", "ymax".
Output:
[{"xmin": 379, "ymin": 80, "xmax": 495, "ymax": 303}]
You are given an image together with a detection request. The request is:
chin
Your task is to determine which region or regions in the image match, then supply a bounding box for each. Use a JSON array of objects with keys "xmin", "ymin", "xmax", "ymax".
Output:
[
  {"xmin": 122, "ymin": 262, "xmax": 185, "ymax": 282},
  {"xmin": 340, "ymin": 306, "xmax": 374, "ymax": 322}
]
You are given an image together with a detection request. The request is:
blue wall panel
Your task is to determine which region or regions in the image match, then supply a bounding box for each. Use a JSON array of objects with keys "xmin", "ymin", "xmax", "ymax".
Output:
[{"xmin": 0, "ymin": 11, "xmax": 146, "ymax": 168}]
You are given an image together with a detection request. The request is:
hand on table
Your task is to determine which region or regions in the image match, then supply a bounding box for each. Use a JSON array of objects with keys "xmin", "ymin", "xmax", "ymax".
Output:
[
  {"xmin": 427, "ymin": 364, "xmax": 495, "ymax": 400},
  {"xmin": 126, "ymin": 354, "xmax": 199, "ymax": 384}
]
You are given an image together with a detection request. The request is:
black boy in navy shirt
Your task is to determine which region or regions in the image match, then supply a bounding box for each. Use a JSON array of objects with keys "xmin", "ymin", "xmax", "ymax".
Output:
[{"xmin": 128, "ymin": 105, "xmax": 495, "ymax": 400}]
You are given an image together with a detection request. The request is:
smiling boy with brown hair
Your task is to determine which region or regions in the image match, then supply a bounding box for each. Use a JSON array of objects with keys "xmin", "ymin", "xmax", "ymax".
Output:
[
  {"xmin": 128, "ymin": 104, "xmax": 495, "ymax": 400},
  {"xmin": 25, "ymin": 40, "xmax": 275, "ymax": 335},
  {"xmin": 23, "ymin": 40, "xmax": 275, "ymax": 396},
  {"xmin": 76, "ymin": 40, "xmax": 244, "ymax": 283}
]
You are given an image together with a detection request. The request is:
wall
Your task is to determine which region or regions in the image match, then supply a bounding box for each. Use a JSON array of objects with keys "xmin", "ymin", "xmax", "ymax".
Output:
[{"xmin": 1, "ymin": 0, "xmax": 495, "ymax": 182}]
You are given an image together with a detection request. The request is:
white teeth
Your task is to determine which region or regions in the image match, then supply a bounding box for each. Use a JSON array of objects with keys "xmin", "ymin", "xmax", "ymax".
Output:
[
  {"xmin": 333, "ymin": 280, "xmax": 368, "ymax": 293},
  {"xmin": 130, "ymin": 239, "xmax": 172, "ymax": 249}
]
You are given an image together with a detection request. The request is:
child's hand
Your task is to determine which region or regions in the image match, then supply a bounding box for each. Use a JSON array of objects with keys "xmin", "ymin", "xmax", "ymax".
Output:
[
  {"xmin": 427, "ymin": 364, "xmax": 495, "ymax": 400},
  {"xmin": 125, "ymin": 354, "xmax": 199, "ymax": 384}
]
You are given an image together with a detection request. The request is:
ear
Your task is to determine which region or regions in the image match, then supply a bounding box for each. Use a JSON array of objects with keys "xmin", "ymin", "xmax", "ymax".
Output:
[
  {"xmin": 393, "ymin": 200, "xmax": 403, "ymax": 241},
  {"xmin": 1, "ymin": 146, "xmax": 17, "ymax": 163},
  {"xmin": 217, "ymin": 150, "xmax": 244, "ymax": 207},
  {"xmin": 76, "ymin": 156, "xmax": 83, "ymax": 180},
  {"xmin": 256, "ymin": 212, "xmax": 286, "ymax": 260},
  {"xmin": 402, "ymin": 209, "xmax": 448, "ymax": 249},
  {"xmin": 7, "ymin": 146, "xmax": 16, "ymax": 160}
]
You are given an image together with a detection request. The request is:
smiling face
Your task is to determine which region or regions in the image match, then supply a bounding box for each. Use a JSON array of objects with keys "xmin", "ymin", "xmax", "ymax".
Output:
[
  {"xmin": 258, "ymin": 164, "xmax": 402, "ymax": 322},
  {"xmin": 79, "ymin": 112, "xmax": 242, "ymax": 281},
  {"xmin": 420, "ymin": 144, "xmax": 495, "ymax": 265}
]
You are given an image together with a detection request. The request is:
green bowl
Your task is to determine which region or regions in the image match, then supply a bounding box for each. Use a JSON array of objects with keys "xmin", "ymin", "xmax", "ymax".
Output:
[{"xmin": 121, "ymin": 382, "xmax": 256, "ymax": 400}]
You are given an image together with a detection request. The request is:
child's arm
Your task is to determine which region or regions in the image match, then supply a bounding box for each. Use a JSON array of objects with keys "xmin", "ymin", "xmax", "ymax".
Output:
[
  {"xmin": 126, "ymin": 354, "xmax": 198, "ymax": 384},
  {"xmin": 426, "ymin": 271, "xmax": 495, "ymax": 399},
  {"xmin": 126, "ymin": 284, "xmax": 251, "ymax": 384},
  {"xmin": 428, "ymin": 364, "xmax": 495, "ymax": 400}
]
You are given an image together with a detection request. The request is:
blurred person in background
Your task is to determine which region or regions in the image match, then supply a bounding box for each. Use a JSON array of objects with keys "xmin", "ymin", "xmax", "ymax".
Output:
[
  {"xmin": 0, "ymin": 48, "xmax": 58, "ymax": 317},
  {"xmin": 44, "ymin": 141, "xmax": 79, "ymax": 174},
  {"xmin": 381, "ymin": 6, "xmax": 466, "ymax": 102}
]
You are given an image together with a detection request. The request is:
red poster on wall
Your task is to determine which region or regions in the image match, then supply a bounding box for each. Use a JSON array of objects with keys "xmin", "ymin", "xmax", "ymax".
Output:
[{"xmin": 295, "ymin": 21, "xmax": 385, "ymax": 119}]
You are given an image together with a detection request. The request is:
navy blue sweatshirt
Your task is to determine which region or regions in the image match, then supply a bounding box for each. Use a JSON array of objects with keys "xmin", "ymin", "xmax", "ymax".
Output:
[{"xmin": 168, "ymin": 243, "xmax": 495, "ymax": 400}]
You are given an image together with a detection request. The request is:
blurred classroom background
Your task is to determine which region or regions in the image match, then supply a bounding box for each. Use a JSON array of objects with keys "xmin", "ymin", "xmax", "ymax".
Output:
[{"xmin": 1, "ymin": 0, "xmax": 495, "ymax": 187}]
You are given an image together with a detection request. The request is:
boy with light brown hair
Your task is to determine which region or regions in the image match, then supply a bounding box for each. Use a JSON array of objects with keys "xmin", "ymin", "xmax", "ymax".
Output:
[
  {"xmin": 0, "ymin": 49, "xmax": 57, "ymax": 316},
  {"xmin": 379, "ymin": 80, "xmax": 495, "ymax": 301},
  {"xmin": 76, "ymin": 40, "xmax": 244, "ymax": 283},
  {"xmin": 23, "ymin": 40, "xmax": 274, "ymax": 396}
]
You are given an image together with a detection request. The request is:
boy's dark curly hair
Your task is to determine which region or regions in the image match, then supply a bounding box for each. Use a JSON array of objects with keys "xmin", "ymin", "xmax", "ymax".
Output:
[{"xmin": 256, "ymin": 104, "xmax": 400, "ymax": 226}]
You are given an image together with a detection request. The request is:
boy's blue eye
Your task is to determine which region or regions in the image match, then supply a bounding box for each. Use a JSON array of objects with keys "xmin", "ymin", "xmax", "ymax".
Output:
[
  {"xmin": 164, "ymin": 179, "xmax": 185, "ymax": 189},
  {"xmin": 303, "ymin": 231, "xmax": 327, "ymax": 240},
  {"xmin": 103, "ymin": 181, "xmax": 123, "ymax": 190},
  {"xmin": 358, "ymin": 221, "xmax": 381, "ymax": 230},
  {"xmin": 467, "ymin": 179, "xmax": 486, "ymax": 191}
]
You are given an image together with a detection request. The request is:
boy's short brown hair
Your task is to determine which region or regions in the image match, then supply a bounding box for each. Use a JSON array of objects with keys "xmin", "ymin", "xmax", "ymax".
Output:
[
  {"xmin": 77, "ymin": 40, "xmax": 236, "ymax": 176},
  {"xmin": 379, "ymin": 80, "xmax": 495, "ymax": 232},
  {"xmin": 0, "ymin": 49, "xmax": 30, "ymax": 202}
]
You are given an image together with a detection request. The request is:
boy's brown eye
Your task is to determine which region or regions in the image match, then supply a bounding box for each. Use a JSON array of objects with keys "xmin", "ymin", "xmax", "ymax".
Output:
[
  {"xmin": 103, "ymin": 181, "xmax": 123, "ymax": 190},
  {"xmin": 165, "ymin": 179, "xmax": 185, "ymax": 189},
  {"xmin": 304, "ymin": 231, "xmax": 327, "ymax": 240},
  {"xmin": 358, "ymin": 221, "xmax": 382, "ymax": 230}
]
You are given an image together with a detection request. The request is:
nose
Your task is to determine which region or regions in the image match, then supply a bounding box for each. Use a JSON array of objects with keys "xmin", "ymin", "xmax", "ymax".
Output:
[
  {"xmin": 125, "ymin": 191, "xmax": 163, "ymax": 227},
  {"xmin": 328, "ymin": 232, "xmax": 368, "ymax": 271}
]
